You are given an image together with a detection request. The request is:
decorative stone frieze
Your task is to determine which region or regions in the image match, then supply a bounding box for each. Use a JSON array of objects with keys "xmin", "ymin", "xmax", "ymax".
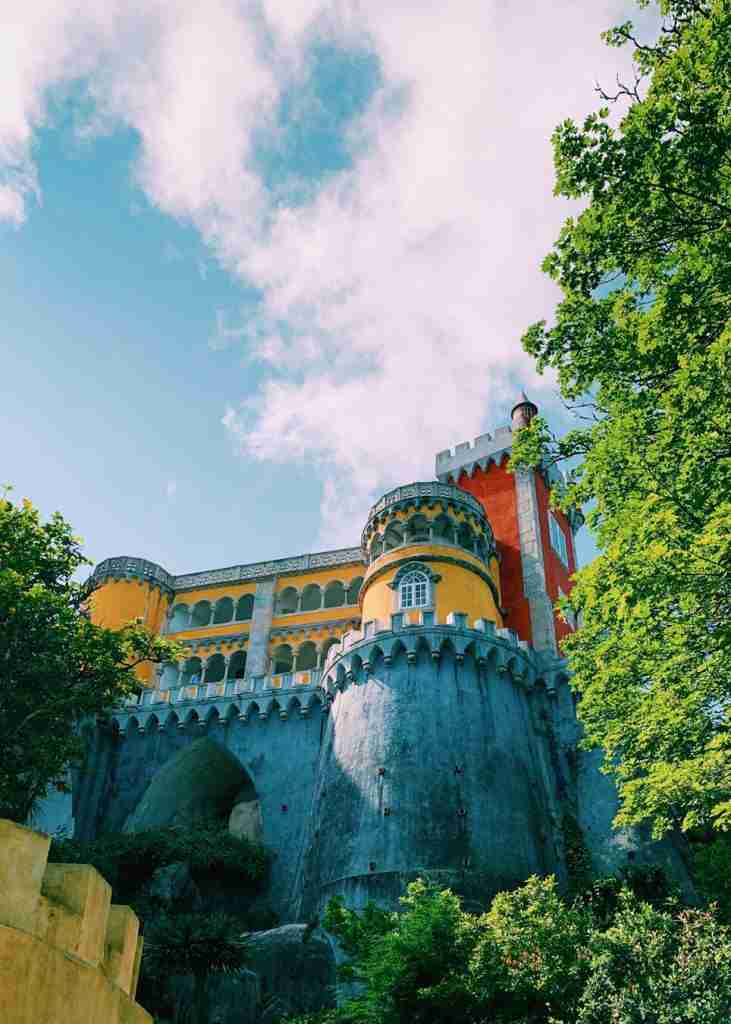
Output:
[{"xmin": 89, "ymin": 547, "xmax": 365, "ymax": 595}]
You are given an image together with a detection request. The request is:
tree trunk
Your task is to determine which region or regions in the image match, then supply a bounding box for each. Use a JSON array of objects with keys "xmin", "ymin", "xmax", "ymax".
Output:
[{"xmin": 193, "ymin": 973, "xmax": 208, "ymax": 1024}]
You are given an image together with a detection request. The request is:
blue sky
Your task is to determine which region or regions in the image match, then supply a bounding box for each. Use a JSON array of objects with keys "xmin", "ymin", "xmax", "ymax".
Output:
[{"xmin": 1, "ymin": 3, "xmax": 630, "ymax": 574}]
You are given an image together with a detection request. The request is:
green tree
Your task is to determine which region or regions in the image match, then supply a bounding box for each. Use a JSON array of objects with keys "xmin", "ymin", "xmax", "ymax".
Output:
[
  {"xmin": 577, "ymin": 895, "xmax": 731, "ymax": 1024},
  {"xmin": 510, "ymin": 0, "xmax": 731, "ymax": 836},
  {"xmin": 290, "ymin": 876, "xmax": 731, "ymax": 1024},
  {"xmin": 0, "ymin": 491, "xmax": 182, "ymax": 822}
]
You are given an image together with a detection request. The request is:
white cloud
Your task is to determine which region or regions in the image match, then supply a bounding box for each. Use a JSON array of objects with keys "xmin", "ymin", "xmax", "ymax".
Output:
[
  {"xmin": 166, "ymin": 479, "xmax": 177, "ymax": 500},
  {"xmin": 1, "ymin": 0, "xmax": 641, "ymax": 544}
]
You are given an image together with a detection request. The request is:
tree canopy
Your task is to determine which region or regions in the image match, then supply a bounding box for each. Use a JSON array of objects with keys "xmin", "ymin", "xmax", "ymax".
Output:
[
  {"xmin": 0, "ymin": 491, "xmax": 182, "ymax": 822},
  {"xmin": 291, "ymin": 876, "xmax": 731, "ymax": 1024},
  {"xmin": 510, "ymin": 0, "xmax": 731, "ymax": 836}
]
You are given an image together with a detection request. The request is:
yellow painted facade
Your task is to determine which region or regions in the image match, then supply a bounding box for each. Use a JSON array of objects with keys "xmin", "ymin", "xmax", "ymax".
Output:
[
  {"xmin": 89, "ymin": 579, "xmax": 171, "ymax": 684},
  {"xmin": 361, "ymin": 543, "xmax": 502, "ymax": 628},
  {"xmin": 0, "ymin": 818, "xmax": 151, "ymax": 1024},
  {"xmin": 90, "ymin": 578, "xmax": 170, "ymax": 633},
  {"xmin": 88, "ymin": 483, "xmax": 500, "ymax": 686}
]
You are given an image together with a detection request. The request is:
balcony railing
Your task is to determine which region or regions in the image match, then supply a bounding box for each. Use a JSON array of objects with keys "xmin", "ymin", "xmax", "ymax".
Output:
[{"xmin": 127, "ymin": 668, "xmax": 322, "ymax": 708}]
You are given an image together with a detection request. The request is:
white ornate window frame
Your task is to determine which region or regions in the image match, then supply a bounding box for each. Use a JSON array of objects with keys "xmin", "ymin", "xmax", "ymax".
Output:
[{"xmin": 388, "ymin": 562, "xmax": 441, "ymax": 612}]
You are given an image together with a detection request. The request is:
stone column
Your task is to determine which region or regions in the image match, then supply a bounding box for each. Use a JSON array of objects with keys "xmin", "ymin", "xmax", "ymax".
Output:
[
  {"xmin": 514, "ymin": 468, "xmax": 556, "ymax": 654},
  {"xmin": 245, "ymin": 577, "xmax": 277, "ymax": 680}
]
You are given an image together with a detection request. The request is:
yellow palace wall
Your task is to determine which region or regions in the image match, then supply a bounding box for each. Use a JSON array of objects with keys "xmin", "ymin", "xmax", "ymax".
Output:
[
  {"xmin": 89, "ymin": 580, "xmax": 171, "ymax": 684},
  {"xmin": 361, "ymin": 543, "xmax": 503, "ymax": 628}
]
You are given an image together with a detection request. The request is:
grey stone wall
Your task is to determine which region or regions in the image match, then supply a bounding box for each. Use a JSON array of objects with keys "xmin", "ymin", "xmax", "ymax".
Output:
[
  {"xmin": 295, "ymin": 642, "xmax": 568, "ymax": 919},
  {"xmin": 75, "ymin": 708, "xmax": 328, "ymax": 920},
  {"xmin": 73, "ymin": 624, "xmax": 694, "ymax": 923}
]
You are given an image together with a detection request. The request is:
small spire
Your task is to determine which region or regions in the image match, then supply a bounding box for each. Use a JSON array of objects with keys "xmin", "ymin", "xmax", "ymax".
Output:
[{"xmin": 511, "ymin": 391, "xmax": 538, "ymax": 430}]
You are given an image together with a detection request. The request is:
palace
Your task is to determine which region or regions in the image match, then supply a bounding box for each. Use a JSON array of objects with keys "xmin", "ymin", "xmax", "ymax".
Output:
[
  {"xmin": 74, "ymin": 394, "xmax": 689, "ymax": 920},
  {"xmin": 89, "ymin": 394, "xmax": 578, "ymax": 698}
]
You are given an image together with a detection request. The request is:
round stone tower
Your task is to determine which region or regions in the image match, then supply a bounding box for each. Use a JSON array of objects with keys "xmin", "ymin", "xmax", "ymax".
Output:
[{"xmin": 294, "ymin": 482, "xmax": 571, "ymax": 918}]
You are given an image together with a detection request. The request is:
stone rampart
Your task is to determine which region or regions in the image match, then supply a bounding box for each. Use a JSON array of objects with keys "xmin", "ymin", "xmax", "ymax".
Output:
[{"xmin": 0, "ymin": 818, "xmax": 151, "ymax": 1024}]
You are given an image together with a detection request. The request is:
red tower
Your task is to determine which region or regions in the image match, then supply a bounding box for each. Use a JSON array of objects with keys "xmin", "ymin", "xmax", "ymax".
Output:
[{"xmin": 435, "ymin": 394, "xmax": 581, "ymax": 652}]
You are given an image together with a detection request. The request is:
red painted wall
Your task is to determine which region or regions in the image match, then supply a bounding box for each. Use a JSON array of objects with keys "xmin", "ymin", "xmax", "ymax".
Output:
[
  {"xmin": 533, "ymin": 472, "xmax": 576, "ymax": 645},
  {"xmin": 456, "ymin": 460, "xmax": 533, "ymax": 644}
]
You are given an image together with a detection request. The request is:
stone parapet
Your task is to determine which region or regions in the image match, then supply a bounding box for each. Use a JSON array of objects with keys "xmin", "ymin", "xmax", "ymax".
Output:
[
  {"xmin": 110, "ymin": 670, "xmax": 326, "ymax": 735},
  {"xmin": 0, "ymin": 818, "xmax": 151, "ymax": 1024},
  {"xmin": 435, "ymin": 425, "xmax": 514, "ymax": 482},
  {"xmin": 319, "ymin": 612, "xmax": 567, "ymax": 693},
  {"xmin": 362, "ymin": 481, "xmax": 489, "ymax": 545},
  {"xmin": 89, "ymin": 547, "xmax": 365, "ymax": 595}
]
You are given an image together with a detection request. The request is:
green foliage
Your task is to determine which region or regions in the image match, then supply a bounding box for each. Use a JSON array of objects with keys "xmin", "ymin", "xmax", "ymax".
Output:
[
  {"xmin": 48, "ymin": 820, "xmax": 270, "ymax": 904},
  {"xmin": 290, "ymin": 875, "xmax": 731, "ymax": 1024},
  {"xmin": 577, "ymin": 897, "xmax": 731, "ymax": 1024},
  {"xmin": 509, "ymin": 0, "xmax": 731, "ymax": 836},
  {"xmin": 0, "ymin": 491, "xmax": 183, "ymax": 822},
  {"xmin": 144, "ymin": 911, "xmax": 249, "ymax": 1024},
  {"xmin": 561, "ymin": 812, "xmax": 593, "ymax": 894},
  {"xmin": 143, "ymin": 911, "xmax": 249, "ymax": 980},
  {"xmin": 690, "ymin": 832, "xmax": 731, "ymax": 922}
]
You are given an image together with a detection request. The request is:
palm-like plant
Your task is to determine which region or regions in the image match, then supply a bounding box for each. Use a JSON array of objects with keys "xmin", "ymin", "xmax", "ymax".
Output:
[{"xmin": 143, "ymin": 912, "xmax": 248, "ymax": 1023}]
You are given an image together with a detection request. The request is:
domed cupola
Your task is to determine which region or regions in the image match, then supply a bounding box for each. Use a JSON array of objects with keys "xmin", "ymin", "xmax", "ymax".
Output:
[{"xmin": 359, "ymin": 481, "xmax": 503, "ymax": 629}]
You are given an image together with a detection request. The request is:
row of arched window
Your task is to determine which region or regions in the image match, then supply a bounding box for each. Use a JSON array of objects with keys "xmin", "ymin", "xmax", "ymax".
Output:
[
  {"xmin": 168, "ymin": 594, "xmax": 254, "ymax": 632},
  {"xmin": 367, "ymin": 513, "xmax": 490, "ymax": 564},
  {"xmin": 158, "ymin": 635, "xmax": 342, "ymax": 688},
  {"xmin": 167, "ymin": 578, "xmax": 364, "ymax": 633},
  {"xmin": 270, "ymin": 638, "xmax": 340, "ymax": 674},
  {"xmin": 276, "ymin": 578, "xmax": 362, "ymax": 615},
  {"xmin": 159, "ymin": 649, "xmax": 248, "ymax": 688}
]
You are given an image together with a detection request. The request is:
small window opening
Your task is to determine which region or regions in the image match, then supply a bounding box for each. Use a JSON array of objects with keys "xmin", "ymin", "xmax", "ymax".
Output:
[{"xmin": 399, "ymin": 570, "xmax": 429, "ymax": 609}]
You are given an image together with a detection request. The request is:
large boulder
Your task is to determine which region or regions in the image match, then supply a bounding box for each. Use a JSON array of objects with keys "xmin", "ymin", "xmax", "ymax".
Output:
[
  {"xmin": 245, "ymin": 924, "xmax": 336, "ymax": 1020},
  {"xmin": 228, "ymin": 799, "xmax": 264, "ymax": 844},
  {"xmin": 170, "ymin": 970, "xmax": 260, "ymax": 1024},
  {"xmin": 169, "ymin": 924, "xmax": 336, "ymax": 1023},
  {"xmin": 124, "ymin": 739, "xmax": 254, "ymax": 833}
]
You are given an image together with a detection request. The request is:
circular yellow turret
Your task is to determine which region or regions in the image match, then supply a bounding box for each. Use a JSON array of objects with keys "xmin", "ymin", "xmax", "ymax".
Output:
[
  {"xmin": 359, "ymin": 482, "xmax": 502, "ymax": 628},
  {"xmin": 87, "ymin": 557, "xmax": 174, "ymax": 685}
]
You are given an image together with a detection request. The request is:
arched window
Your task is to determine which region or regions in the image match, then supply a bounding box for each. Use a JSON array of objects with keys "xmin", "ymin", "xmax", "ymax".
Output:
[
  {"xmin": 181, "ymin": 657, "xmax": 202, "ymax": 685},
  {"xmin": 205, "ymin": 653, "xmax": 226, "ymax": 683},
  {"xmin": 301, "ymin": 584, "xmax": 322, "ymax": 611},
  {"xmin": 457, "ymin": 521, "xmax": 475, "ymax": 553},
  {"xmin": 383, "ymin": 523, "xmax": 403, "ymax": 551},
  {"xmin": 432, "ymin": 514, "xmax": 455, "ymax": 545},
  {"xmin": 324, "ymin": 581, "xmax": 345, "ymax": 608},
  {"xmin": 399, "ymin": 571, "xmax": 430, "ymax": 609},
  {"xmin": 296, "ymin": 641, "xmax": 318, "ymax": 671},
  {"xmin": 406, "ymin": 514, "xmax": 430, "ymax": 543},
  {"xmin": 229, "ymin": 650, "xmax": 247, "ymax": 680},
  {"xmin": 235, "ymin": 594, "xmax": 254, "ymax": 621},
  {"xmin": 370, "ymin": 536, "xmax": 383, "ymax": 561},
  {"xmin": 277, "ymin": 587, "xmax": 298, "ymax": 615},
  {"xmin": 346, "ymin": 577, "xmax": 363, "ymax": 605},
  {"xmin": 212, "ymin": 597, "xmax": 234, "ymax": 624},
  {"xmin": 191, "ymin": 601, "xmax": 212, "ymax": 628},
  {"xmin": 169, "ymin": 604, "xmax": 189, "ymax": 632},
  {"xmin": 272, "ymin": 644, "xmax": 293, "ymax": 674}
]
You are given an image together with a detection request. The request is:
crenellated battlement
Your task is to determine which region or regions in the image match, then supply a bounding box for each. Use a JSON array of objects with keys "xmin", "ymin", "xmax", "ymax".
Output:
[
  {"xmin": 109, "ymin": 670, "xmax": 327, "ymax": 736},
  {"xmin": 319, "ymin": 612, "xmax": 568, "ymax": 696},
  {"xmin": 435, "ymin": 425, "xmax": 514, "ymax": 482},
  {"xmin": 0, "ymin": 818, "xmax": 150, "ymax": 1024}
]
